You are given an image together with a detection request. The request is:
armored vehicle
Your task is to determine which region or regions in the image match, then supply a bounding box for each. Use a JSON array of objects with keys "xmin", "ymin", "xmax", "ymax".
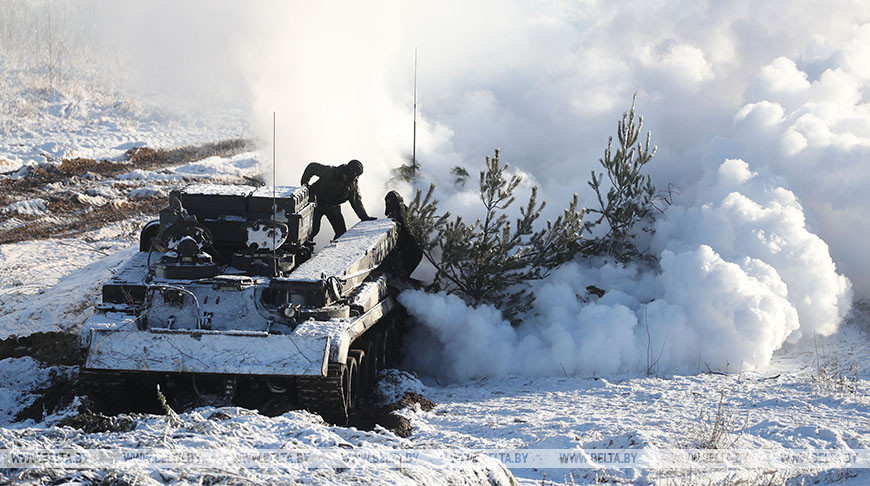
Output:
[{"xmin": 79, "ymin": 184, "xmax": 419, "ymax": 423}]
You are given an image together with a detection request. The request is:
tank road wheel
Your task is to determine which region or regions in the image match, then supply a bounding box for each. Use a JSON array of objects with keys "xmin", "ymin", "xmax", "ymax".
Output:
[
  {"xmin": 362, "ymin": 341, "xmax": 376, "ymax": 397},
  {"xmin": 346, "ymin": 355, "xmax": 361, "ymax": 412},
  {"xmin": 348, "ymin": 349, "xmax": 364, "ymax": 398},
  {"xmin": 295, "ymin": 352, "xmax": 371, "ymax": 424},
  {"xmin": 254, "ymin": 378, "xmax": 295, "ymax": 417},
  {"xmin": 370, "ymin": 333, "xmax": 386, "ymax": 372},
  {"xmin": 349, "ymin": 349, "xmax": 370, "ymax": 407},
  {"xmin": 352, "ymin": 342, "xmax": 376, "ymax": 400}
]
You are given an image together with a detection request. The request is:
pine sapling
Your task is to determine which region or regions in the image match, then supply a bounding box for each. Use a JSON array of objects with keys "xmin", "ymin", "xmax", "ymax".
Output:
[
  {"xmin": 451, "ymin": 166, "xmax": 470, "ymax": 187},
  {"xmin": 404, "ymin": 149, "xmax": 585, "ymax": 322},
  {"xmin": 584, "ymin": 93, "xmax": 659, "ymax": 262},
  {"xmin": 391, "ymin": 154, "xmax": 421, "ymax": 183}
]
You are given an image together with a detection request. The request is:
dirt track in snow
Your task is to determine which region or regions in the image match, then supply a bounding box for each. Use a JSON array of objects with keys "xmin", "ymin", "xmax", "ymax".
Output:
[{"xmin": 0, "ymin": 138, "xmax": 255, "ymax": 245}]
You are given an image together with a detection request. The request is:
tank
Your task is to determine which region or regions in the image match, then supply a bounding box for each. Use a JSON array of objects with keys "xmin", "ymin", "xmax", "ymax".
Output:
[{"xmin": 79, "ymin": 183, "xmax": 420, "ymax": 423}]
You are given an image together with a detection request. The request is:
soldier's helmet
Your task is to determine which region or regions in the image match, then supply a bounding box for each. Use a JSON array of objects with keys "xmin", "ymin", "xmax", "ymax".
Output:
[
  {"xmin": 385, "ymin": 190, "xmax": 404, "ymax": 219},
  {"xmin": 346, "ymin": 159, "xmax": 364, "ymax": 177}
]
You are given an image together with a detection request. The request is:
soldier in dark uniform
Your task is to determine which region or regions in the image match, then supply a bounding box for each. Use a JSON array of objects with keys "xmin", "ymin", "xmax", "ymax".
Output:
[
  {"xmin": 384, "ymin": 190, "xmax": 423, "ymax": 278},
  {"xmin": 301, "ymin": 159, "xmax": 376, "ymax": 239}
]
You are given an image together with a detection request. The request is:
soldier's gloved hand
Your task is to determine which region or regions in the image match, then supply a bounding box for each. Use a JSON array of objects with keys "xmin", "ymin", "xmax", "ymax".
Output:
[{"xmin": 362, "ymin": 216, "xmax": 377, "ymax": 221}]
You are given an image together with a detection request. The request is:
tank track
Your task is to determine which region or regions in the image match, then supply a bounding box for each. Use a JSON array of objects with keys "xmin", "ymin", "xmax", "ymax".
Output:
[
  {"xmin": 77, "ymin": 371, "xmax": 141, "ymax": 415},
  {"xmin": 294, "ymin": 314, "xmax": 404, "ymax": 424},
  {"xmin": 296, "ymin": 363, "xmax": 349, "ymax": 424}
]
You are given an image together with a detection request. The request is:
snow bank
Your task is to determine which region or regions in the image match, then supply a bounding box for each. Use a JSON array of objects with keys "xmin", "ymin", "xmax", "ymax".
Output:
[
  {"xmin": 174, "ymin": 154, "xmax": 261, "ymax": 177},
  {"xmin": 375, "ymin": 369, "xmax": 428, "ymax": 403},
  {"xmin": 0, "ymin": 357, "xmax": 52, "ymax": 424},
  {"xmin": 0, "ymin": 223, "xmax": 141, "ymax": 339},
  {"xmin": 0, "ymin": 407, "xmax": 515, "ymax": 485},
  {"xmin": 117, "ymin": 153, "xmax": 261, "ymax": 182},
  {"xmin": 85, "ymin": 186, "xmax": 121, "ymax": 199},
  {"xmin": 2, "ymin": 198, "xmax": 47, "ymax": 216},
  {"xmin": 128, "ymin": 185, "xmax": 167, "ymax": 199},
  {"xmin": 402, "ymin": 158, "xmax": 852, "ymax": 380}
]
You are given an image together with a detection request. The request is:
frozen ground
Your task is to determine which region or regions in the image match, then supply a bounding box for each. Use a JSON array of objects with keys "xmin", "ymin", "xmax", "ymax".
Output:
[{"xmin": 404, "ymin": 323, "xmax": 869, "ymax": 484}]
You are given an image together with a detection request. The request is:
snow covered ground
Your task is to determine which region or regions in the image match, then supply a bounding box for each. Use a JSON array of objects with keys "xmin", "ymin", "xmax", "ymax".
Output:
[
  {"xmin": 405, "ymin": 324, "xmax": 869, "ymax": 484},
  {"xmin": 0, "ymin": 67, "xmax": 247, "ymax": 174},
  {"xmin": 0, "ymin": 222, "xmax": 140, "ymax": 339},
  {"xmin": 0, "ymin": 272, "xmax": 867, "ymax": 486}
]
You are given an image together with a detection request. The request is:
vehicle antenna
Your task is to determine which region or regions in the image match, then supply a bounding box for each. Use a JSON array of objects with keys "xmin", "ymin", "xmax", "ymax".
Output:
[
  {"xmin": 412, "ymin": 47, "xmax": 417, "ymax": 171},
  {"xmin": 272, "ymin": 111, "xmax": 277, "ymax": 270}
]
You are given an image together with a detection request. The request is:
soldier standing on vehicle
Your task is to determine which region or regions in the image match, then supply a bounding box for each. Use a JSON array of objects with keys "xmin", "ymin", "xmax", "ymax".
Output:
[{"xmin": 301, "ymin": 159, "xmax": 376, "ymax": 239}]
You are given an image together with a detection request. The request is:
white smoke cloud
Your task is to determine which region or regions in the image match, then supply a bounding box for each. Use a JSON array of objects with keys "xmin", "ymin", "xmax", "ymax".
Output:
[
  {"xmin": 709, "ymin": 27, "xmax": 870, "ymax": 293},
  {"xmin": 652, "ymin": 159, "xmax": 852, "ymax": 340},
  {"xmin": 401, "ymin": 157, "xmax": 851, "ymax": 381}
]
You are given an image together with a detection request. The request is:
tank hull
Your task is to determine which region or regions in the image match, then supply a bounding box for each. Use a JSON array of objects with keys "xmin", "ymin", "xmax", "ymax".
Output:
[{"xmin": 80, "ymin": 184, "xmax": 415, "ymax": 423}]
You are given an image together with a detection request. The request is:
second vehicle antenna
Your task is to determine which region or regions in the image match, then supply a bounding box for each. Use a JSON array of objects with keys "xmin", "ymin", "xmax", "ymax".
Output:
[
  {"xmin": 412, "ymin": 48, "xmax": 417, "ymax": 171},
  {"xmin": 272, "ymin": 111, "xmax": 277, "ymax": 267}
]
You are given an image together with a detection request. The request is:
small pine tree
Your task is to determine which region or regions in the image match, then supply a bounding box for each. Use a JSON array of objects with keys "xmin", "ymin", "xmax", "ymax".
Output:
[
  {"xmin": 451, "ymin": 166, "xmax": 470, "ymax": 187},
  {"xmin": 583, "ymin": 93, "xmax": 658, "ymax": 262},
  {"xmin": 404, "ymin": 149, "xmax": 585, "ymax": 322},
  {"xmin": 390, "ymin": 153, "xmax": 421, "ymax": 183}
]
